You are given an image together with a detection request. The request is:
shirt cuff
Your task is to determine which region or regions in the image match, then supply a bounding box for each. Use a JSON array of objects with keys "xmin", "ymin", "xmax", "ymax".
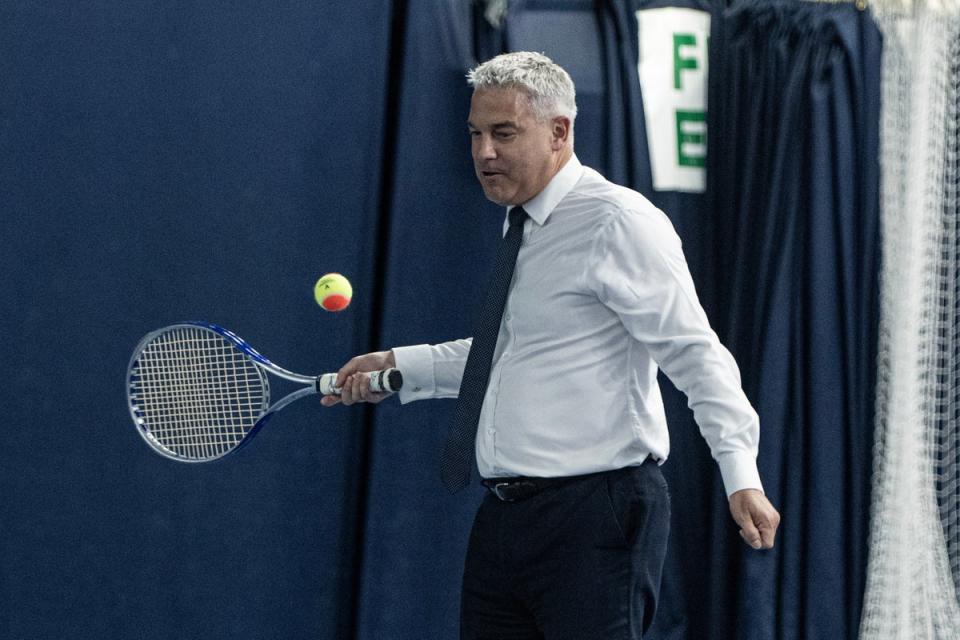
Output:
[
  {"xmin": 715, "ymin": 450, "xmax": 764, "ymax": 498},
  {"xmin": 392, "ymin": 344, "xmax": 436, "ymax": 404}
]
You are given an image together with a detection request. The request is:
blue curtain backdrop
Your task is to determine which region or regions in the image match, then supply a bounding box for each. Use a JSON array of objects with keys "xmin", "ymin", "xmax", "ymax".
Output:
[
  {"xmin": 0, "ymin": 2, "xmax": 393, "ymax": 638},
  {"xmin": 0, "ymin": 1, "xmax": 880, "ymax": 638},
  {"xmin": 704, "ymin": 3, "xmax": 881, "ymax": 638}
]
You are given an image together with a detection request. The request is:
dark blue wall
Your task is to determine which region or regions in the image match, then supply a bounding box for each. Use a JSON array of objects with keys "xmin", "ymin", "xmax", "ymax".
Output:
[{"xmin": 1, "ymin": 2, "xmax": 391, "ymax": 638}]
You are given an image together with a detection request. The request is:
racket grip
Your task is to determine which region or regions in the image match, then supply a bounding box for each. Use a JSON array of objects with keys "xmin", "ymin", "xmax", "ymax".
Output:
[{"xmin": 316, "ymin": 368, "xmax": 404, "ymax": 395}]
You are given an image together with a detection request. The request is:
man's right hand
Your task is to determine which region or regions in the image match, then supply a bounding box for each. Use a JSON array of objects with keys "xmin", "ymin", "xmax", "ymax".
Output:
[{"xmin": 320, "ymin": 350, "xmax": 397, "ymax": 407}]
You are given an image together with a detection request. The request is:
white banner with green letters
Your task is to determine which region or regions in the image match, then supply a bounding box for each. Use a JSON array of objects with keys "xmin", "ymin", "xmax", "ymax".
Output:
[{"xmin": 636, "ymin": 7, "xmax": 710, "ymax": 193}]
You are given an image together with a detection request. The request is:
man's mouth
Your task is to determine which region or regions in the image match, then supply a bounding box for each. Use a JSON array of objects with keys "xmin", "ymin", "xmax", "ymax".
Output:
[{"xmin": 481, "ymin": 170, "xmax": 502, "ymax": 178}]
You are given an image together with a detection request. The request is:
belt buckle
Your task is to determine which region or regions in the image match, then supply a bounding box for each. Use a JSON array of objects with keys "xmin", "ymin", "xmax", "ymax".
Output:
[{"xmin": 491, "ymin": 481, "xmax": 518, "ymax": 502}]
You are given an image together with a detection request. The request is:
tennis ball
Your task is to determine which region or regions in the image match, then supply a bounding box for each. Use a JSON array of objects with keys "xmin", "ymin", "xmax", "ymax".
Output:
[{"xmin": 314, "ymin": 273, "xmax": 353, "ymax": 312}]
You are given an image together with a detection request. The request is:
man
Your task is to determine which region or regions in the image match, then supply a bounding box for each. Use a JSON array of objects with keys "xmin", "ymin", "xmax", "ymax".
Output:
[{"xmin": 322, "ymin": 52, "xmax": 780, "ymax": 639}]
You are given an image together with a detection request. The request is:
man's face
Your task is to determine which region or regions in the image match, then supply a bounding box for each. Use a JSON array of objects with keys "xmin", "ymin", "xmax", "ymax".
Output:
[{"xmin": 468, "ymin": 87, "xmax": 560, "ymax": 206}]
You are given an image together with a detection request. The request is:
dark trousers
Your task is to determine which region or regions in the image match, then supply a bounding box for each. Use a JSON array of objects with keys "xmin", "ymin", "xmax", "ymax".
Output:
[{"xmin": 461, "ymin": 459, "xmax": 671, "ymax": 640}]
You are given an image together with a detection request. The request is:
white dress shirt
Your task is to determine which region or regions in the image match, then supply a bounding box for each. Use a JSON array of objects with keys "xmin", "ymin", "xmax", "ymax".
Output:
[{"xmin": 393, "ymin": 155, "xmax": 762, "ymax": 497}]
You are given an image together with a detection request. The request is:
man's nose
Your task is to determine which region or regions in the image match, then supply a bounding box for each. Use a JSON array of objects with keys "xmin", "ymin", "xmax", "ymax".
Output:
[{"xmin": 475, "ymin": 135, "xmax": 497, "ymax": 160}]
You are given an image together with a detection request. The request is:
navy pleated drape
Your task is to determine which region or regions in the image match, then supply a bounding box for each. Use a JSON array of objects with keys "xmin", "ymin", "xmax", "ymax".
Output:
[{"xmin": 705, "ymin": 4, "xmax": 881, "ymax": 638}]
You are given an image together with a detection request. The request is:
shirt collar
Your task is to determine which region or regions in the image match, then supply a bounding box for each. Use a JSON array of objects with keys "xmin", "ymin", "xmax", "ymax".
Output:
[{"xmin": 506, "ymin": 154, "xmax": 583, "ymax": 228}]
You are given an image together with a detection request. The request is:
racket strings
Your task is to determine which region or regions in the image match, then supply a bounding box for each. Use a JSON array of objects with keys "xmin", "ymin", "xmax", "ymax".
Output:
[{"xmin": 129, "ymin": 327, "xmax": 269, "ymax": 460}]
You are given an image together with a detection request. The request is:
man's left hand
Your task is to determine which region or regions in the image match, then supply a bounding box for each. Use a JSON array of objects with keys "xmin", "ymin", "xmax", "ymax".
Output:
[{"xmin": 728, "ymin": 489, "xmax": 780, "ymax": 550}]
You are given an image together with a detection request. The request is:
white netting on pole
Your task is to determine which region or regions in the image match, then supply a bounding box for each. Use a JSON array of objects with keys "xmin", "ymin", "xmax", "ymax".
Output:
[{"xmin": 861, "ymin": 1, "xmax": 960, "ymax": 638}]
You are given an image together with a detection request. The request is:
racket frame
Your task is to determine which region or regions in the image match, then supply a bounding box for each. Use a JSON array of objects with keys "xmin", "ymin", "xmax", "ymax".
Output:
[{"xmin": 128, "ymin": 322, "xmax": 321, "ymax": 463}]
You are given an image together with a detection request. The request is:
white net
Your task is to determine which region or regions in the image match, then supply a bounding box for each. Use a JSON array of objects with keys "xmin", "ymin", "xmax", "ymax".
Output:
[{"xmin": 861, "ymin": 1, "xmax": 960, "ymax": 638}]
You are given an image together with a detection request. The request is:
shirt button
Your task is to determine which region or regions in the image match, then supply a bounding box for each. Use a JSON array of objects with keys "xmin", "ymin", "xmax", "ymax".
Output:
[{"xmin": 413, "ymin": 386, "xmax": 421, "ymax": 392}]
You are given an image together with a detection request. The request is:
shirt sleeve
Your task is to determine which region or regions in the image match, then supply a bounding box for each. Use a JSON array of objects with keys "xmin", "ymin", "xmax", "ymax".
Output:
[
  {"xmin": 392, "ymin": 338, "xmax": 471, "ymax": 404},
  {"xmin": 584, "ymin": 205, "xmax": 763, "ymax": 497}
]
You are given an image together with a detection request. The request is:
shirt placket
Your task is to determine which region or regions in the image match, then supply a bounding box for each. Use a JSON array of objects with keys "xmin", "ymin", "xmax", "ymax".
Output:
[{"xmin": 483, "ymin": 249, "xmax": 524, "ymax": 475}]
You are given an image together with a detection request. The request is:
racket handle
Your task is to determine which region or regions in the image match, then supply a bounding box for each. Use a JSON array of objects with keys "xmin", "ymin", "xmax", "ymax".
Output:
[{"xmin": 316, "ymin": 368, "xmax": 404, "ymax": 396}]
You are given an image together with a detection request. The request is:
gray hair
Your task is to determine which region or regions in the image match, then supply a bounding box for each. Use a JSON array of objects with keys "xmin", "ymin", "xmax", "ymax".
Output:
[{"xmin": 467, "ymin": 51, "xmax": 578, "ymax": 123}]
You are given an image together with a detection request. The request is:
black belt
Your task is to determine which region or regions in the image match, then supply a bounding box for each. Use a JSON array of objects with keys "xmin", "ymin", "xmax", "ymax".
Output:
[
  {"xmin": 481, "ymin": 460, "xmax": 660, "ymax": 502},
  {"xmin": 481, "ymin": 473, "xmax": 596, "ymax": 502}
]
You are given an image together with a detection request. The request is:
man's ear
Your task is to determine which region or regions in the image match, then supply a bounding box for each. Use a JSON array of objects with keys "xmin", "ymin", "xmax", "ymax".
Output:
[{"xmin": 551, "ymin": 116, "xmax": 572, "ymax": 149}]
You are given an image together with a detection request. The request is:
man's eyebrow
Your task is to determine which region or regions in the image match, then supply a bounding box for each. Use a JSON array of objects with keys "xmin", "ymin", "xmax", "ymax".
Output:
[{"xmin": 466, "ymin": 121, "xmax": 519, "ymax": 130}]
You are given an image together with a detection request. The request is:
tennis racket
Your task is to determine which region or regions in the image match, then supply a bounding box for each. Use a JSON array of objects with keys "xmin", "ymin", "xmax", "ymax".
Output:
[{"xmin": 126, "ymin": 321, "xmax": 402, "ymax": 463}]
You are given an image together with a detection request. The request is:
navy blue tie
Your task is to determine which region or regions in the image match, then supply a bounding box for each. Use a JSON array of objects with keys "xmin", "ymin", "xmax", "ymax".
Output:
[{"xmin": 441, "ymin": 206, "xmax": 528, "ymax": 492}]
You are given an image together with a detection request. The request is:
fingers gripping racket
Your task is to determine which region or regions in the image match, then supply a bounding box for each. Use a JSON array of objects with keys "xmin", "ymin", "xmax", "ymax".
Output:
[{"xmin": 126, "ymin": 322, "xmax": 402, "ymax": 463}]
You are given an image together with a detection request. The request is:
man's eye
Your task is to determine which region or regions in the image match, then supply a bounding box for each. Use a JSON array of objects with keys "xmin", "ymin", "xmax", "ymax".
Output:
[{"xmin": 495, "ymin": 131, "xmax": 516, "ymax": 140}]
